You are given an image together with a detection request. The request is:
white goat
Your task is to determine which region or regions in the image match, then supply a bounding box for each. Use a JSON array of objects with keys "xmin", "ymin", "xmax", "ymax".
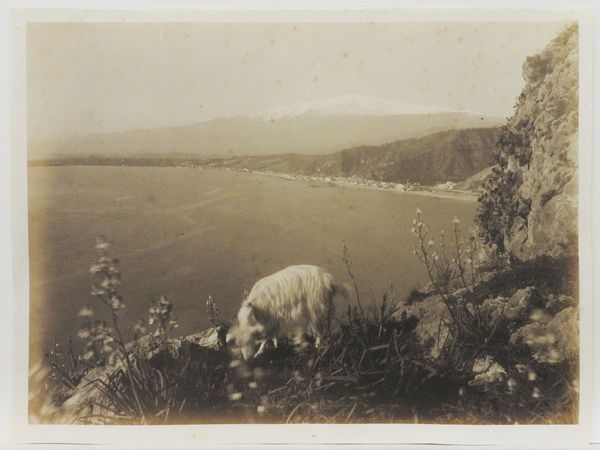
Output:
[{"xmin": 226, "ymin": 265, "xmax": 350, "ymax": 359}]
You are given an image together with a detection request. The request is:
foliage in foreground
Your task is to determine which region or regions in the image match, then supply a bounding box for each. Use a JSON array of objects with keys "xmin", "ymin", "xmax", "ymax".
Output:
[{"xmin": 31, "ymin": 214, "xmax": 578, "ymax": 424}]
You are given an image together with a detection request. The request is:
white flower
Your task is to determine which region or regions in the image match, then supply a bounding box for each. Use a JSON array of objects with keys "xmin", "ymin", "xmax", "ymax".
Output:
[
  {"xmin": 78, "ymin": 306, "xmax": 94, "ymax": 317},
  {"xmin": 109, "ymin": 295, "xmax": 125, "ymax": 310},
  {"xmin": 453, "ymin": 217, "xmax": 460, "ymax": 224},
  {"xmin": 89, "ymin": 263, "xmax": 104, "ymax": 274},
  {"xmin": 229, "ymin": 392, "xmax": 242, "ymax": 401},
  {"xmin": 80, "ymin": 350, "xmax": 95, "ymax": 361},
  {"xmin": 94, "ymin": 237, "xmax": 110, "ymax": 251},
  {"xmin": 527, "ymin": 370, "xmax": 537, "ymax": 382},
  {"xmin": 91, "ymin": 285, "xmax": 106, "ymax": 296},
  {"xmin": 77, "ymin": 329, "xmax": 91, "ymax": 339}
]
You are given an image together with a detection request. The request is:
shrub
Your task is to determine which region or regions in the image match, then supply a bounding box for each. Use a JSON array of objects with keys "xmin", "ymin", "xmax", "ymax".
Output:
[{"xmin": 476, "ymin": 125, "xmax": 533, "ymax": 253}]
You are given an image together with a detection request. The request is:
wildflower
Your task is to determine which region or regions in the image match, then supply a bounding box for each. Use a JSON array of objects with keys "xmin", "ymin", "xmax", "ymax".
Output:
[
  {"xmin": 527, "ymin": 369, "xmax": 537, "ymax": 381},
  {"xmin": 148, "ymin": 295, "xmax": 177, "ymax": 337},
  {"xmin": 91, "ymin": 285, "xmax": 106, "ymax": 297},
  {"xmin": 532, "ymin": 387, "xmax": 541, "ymax": 399},
  {"xmin": 77, "ymin": 320, "xmax": 115, "ymax": 366},
  {"xmin": 506, "ymin": 377, "xmax": 517, "ymax": 394},
  {"xmin": 452, "ymin": 217, "xmax": 460, "ymax": 224},
  {"xmin": 248, "ymin": 381, "xmax": 258, "ymax": 389},
  {"xmin": 228, "ymin": 392, "xmax": 242, "ymax": 401},
  {"xmin": 108, "ymin": 294, "xmax": 125, "ymax": 310},
  {"xmin": 76, "ymin": 328, "xmax": 91, "ymax": 339},
  {"xmin": 529, "ymin": 309, "xmax": 549, "ymax": 322},
  {"xmin": 427, "ymin": 239, "xmax": 434, "ymax": 247},
  {"xmin": 89, "ymin": 263, "xmax": 104, "ymax": 275},
  {"xmin": 94, "ymin": 236, "xmax": 111, "ymax": 251},
  {"xmin": 257, "ymin": 405, "xmax": 266, "ymax": 414},
  {"xmin": 133, "ymin": 320, "xmax": 147, "ymax": 338},
  {"xmin": 78, "ymin": 306, "xmax": 94, "ymax": 317}
]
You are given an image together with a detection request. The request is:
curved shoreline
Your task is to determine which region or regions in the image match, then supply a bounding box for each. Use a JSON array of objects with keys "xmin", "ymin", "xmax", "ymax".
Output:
[{"xmin": 212, "ymin": 167, "xmax": 479, "ymax": 202}]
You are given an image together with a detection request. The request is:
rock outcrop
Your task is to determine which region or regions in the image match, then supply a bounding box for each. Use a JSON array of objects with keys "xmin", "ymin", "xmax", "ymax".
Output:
[
  {"xmin": 58, "ymin": 327, "xmax": 229, "ymax": 422},
  {"xmin": 479, "ymin": 24, "xmax": 578, "ymax": 261}
]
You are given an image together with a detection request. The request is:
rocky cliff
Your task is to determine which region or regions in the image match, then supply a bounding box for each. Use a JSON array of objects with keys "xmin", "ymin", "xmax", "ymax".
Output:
[{"xmin": 478, "ymin": 25, "xmax": 578, "ymax": 260}]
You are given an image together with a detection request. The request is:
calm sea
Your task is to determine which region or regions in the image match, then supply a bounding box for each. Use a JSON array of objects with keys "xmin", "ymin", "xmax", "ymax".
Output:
[{"xmin": 28, "ymin": 166, "xmax": 477, "ymax": 362}]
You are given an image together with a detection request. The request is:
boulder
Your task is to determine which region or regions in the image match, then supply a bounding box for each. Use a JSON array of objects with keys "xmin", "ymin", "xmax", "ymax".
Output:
[
  {"xmin": 480, "ymin": 287, "xmax": 542, "ymax": 324},
  {"xmin": 509, "ymin": 306, "xmax": 578, "ymax": 364},
  {"xmin": 61, "ymin": 327, "xmax": 229, "ymax": 422},
  {"xmin": 394, "ymin": 294, "xmax": 450, "ymax": 359},
  {"xmin": 504, "ymin": 287, "xmax": 542, "ymax": 320}
]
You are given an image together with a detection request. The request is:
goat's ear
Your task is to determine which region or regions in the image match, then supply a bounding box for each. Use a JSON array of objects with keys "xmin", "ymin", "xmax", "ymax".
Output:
[{"xmin": 245, "ymin": 302, "xmax": 257, "ymax": 325}]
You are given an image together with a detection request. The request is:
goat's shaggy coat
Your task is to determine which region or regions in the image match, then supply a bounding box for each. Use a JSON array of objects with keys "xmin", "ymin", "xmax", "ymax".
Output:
[{"xmin": 227, "ymin": 265, "xmax": 349, "ymax": 359}]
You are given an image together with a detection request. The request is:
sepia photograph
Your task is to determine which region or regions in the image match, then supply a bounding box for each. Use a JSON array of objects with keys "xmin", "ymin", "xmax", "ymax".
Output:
[{"xmin": 13, "ymin": 8, "xmax": 590, "ymax": 438}]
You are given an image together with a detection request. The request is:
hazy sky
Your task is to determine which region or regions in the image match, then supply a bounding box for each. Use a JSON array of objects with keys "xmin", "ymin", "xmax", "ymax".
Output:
[{"xmin": 28, "ymin": 21, "xmax": 569, "ymax": 141}]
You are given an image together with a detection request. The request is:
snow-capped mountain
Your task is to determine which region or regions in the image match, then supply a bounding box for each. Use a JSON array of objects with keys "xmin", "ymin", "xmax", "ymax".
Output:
[
  {"xmin": 248, "ymin": 94, "xmax": 471, "ymax": 121},
  {"xmin": 32, "ymin": 95, "xmax": 504, "ymax": 158}
]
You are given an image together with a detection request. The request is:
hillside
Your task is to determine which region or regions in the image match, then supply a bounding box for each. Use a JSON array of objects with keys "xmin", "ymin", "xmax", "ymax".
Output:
[
  {"xmin": 203, "ymin": 126, "xmax": 503, "ymax": 185},
  {"xmin": 30, "ymin": 98, "xmax": 503, "ymax": 159},
  {"xmin": 455, "ymin": 166, "xmax": 494, "ymax": 191}
]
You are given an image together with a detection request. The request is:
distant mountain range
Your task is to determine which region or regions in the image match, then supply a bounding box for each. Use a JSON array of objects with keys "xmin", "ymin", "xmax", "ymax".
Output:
[
  {"xmin": 202, "ymin": 126, "xmax": 504, "ymax": 186},
  {"xmin": 247, "ymin": 94, "xmax": 482, "ymax": 121},
  {"xmin": 30, "ymin": 94, "xmax": 504, "ymax": 159}
]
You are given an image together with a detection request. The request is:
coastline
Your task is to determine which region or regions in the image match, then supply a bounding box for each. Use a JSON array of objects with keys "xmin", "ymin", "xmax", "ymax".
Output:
[
  {"xmin": 28, "ymin": 161, "xmax": 480, "ymax": 202},
  {"xmin": 211, "ymin": 167, "xmax": 479, "ymax": 202}
]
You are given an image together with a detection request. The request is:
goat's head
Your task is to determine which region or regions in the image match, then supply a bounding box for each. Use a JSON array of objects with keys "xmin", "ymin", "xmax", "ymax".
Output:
[{"xmin": 226, "ymin": 302, "xmax": 264, "ymax": 360}]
